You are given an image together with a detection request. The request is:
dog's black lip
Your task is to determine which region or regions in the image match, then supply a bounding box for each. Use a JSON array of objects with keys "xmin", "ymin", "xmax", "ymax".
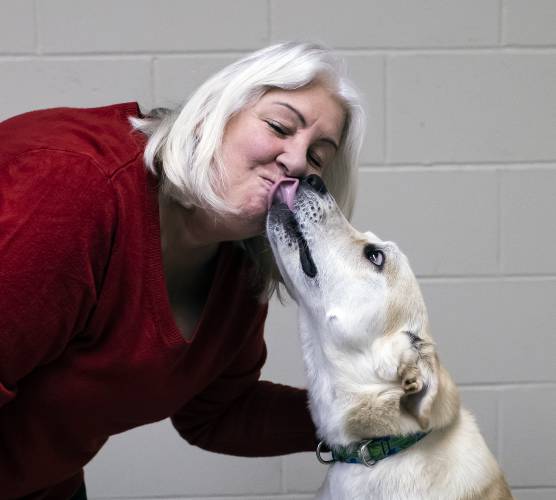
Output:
[
  {"xmin": 281, "ymin": 208, "xmax": 318, "ymax": 278},
  {"xmin": 299, "ymin": 240, "xmax": 317, "ymax": 278}
]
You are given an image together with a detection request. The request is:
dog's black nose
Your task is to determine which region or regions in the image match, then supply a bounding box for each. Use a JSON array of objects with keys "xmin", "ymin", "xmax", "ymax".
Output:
[{"xmin": 304, "ymin": 174, "xmax": 328, "ymax": 195}]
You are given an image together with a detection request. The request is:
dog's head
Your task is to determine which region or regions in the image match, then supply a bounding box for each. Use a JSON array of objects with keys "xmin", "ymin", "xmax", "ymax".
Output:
[
  {"xmin": 267, "ymin": 175, "xmax": 448, "ymax": 433},
  {"xmin": 267, "ymin": 175, "xmax": 430, "ymax": 349}
]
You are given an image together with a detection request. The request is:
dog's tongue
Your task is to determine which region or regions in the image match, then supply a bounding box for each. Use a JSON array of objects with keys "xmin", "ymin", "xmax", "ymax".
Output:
[{"xmin": 268, "ymin": 178, "xmax": 299, "ymax": 211}]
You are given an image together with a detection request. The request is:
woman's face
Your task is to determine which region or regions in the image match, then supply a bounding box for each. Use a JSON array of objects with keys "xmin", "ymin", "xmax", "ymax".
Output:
[{"xmin": 218, "ymin": 84, "xmax": 346, "ymax": 238}]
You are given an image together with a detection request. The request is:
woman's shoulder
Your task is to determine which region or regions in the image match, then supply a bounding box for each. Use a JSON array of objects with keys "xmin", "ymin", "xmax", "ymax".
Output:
[{"xmin": 0, "ymin": 102, "xmax": 146, "ymax": 178}]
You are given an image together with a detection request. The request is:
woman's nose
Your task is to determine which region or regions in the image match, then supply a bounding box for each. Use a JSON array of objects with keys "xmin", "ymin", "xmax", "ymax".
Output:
[{"xmin": 276, "ymin": 141, "xmax": 310, "ymax": 178}]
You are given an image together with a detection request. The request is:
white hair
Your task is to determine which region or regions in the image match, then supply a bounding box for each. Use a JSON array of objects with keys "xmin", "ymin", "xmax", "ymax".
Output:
[
  {"xmin": 131, "ymin": 41, "xmax": 366, "ymax": 297},
  {"xmin": 131, "ymin": 41, "xmax": 365, "ymax": 218}
]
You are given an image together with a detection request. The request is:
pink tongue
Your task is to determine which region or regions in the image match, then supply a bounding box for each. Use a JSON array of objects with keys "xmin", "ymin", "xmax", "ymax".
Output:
[{"xmin": 268, "ymin": 178, "xmax": 299, "ymax": 210}]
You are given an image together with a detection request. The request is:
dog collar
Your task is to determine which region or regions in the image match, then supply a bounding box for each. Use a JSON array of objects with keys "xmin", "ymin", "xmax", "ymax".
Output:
[{"xmin": 316, "ymin": 431, "xmax": 429, "ymax": 467}]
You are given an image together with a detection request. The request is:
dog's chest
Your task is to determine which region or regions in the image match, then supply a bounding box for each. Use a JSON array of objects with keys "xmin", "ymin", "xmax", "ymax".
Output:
[{"xmin": 319, "ymin": 459, "xmax": 439, "ymax": 500}]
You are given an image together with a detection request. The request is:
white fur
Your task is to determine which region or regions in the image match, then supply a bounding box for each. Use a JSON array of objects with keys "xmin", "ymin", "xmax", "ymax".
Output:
[
  {"xmin": 267, "ymin": 180, "xmax": 513, "ymax": 499},
  {"xmin": 130, "ymin": 41, "xmax": 365, "ymax": 217},
  {"xmin": 318, "ymin": 410, "xmax": 501, "ymax": 500}
]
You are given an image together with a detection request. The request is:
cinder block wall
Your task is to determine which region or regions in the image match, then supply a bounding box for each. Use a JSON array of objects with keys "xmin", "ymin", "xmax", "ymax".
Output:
[{"xmin": 2, "ymin": 1, "xmax": 555, "ymax": 499}]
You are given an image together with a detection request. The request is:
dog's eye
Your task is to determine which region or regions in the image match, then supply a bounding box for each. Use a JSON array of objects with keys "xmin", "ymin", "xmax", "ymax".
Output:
[{"xmin": 364, "ymin": 245, "xmax": 385, "ymax": 269}]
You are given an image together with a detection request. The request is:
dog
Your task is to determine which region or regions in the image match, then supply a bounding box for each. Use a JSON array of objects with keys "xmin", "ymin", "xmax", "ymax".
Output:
[{"xmin": 266, "ymin": 175, "xmax": 513, "ymax": 500}]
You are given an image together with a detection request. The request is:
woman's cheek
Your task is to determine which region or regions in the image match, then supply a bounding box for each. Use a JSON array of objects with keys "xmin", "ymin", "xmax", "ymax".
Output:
[{"xmin": 245, "ymin": 130, "xmax": 278, "ymax": 165}]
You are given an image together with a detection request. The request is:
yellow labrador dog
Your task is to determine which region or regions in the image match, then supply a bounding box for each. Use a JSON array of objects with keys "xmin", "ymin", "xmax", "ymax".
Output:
[{"xmin": 267, "ymin": 175, "xmax": 513, "ymax": 500}]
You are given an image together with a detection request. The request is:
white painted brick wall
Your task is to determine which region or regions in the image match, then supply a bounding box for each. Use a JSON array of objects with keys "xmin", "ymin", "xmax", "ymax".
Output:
[
  {"xmin": 37, "ymin": 0, "xmax": 268, "ymax": 53},
  {"xmin": 504, "ymin": 0, "xmax": 556, "ymax": 46},
  {"xmin": 342, "ymin": 55, "xmax": 384, "ymax": 164},
  {"xmin": 0, "ymin": 0, "xmax": 34, "ymax": 53},
  {"xmin": 387, "ymin": 53, "xmax": 556, "ymax": 163},
  {"xmin": 153, "ymin": 55, "xmax": 242, "ymax": 108},
  {"xmin": 1, "ymin": 0, "xmax": 555, "ymax": 498},
  {"xmin": 0, "ymin": 58, "xmax": 153, "ymax": 119},
  {"xmin": 353, "ymin": 169, "xmax": 500, "ymax": 276},
  {"xmin": 500, "ymin": 168, "xmax": 556, "ymax": 274},
  {"xmin": 271, "ymin": 0, "xmax": 500, "ymax": 48}
]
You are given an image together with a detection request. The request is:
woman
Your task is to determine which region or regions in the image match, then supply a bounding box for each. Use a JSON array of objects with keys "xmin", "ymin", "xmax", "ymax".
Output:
[{"xmin": 0, "ymin": 42, "xmax": 365, "ymax": 499}]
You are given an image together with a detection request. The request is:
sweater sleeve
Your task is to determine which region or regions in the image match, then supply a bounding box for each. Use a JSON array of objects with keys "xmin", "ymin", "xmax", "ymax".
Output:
[
  {"xmin": 171, "ymin": 303, "xmax": 318, "ymax": 456},
  {"xmin": 0, "ymin": 150, "xmax": 115, "ymax": 408}
]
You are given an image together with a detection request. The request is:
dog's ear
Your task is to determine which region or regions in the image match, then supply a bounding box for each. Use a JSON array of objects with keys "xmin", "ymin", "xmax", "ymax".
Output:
[{"xmin": 400, "ymin": 339, "xmax": 439, "ymax": 430}]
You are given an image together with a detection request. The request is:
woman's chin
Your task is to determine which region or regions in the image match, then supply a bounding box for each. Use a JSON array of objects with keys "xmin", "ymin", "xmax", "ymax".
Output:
[
  {"xmin": 220, "ymin": 206, "xmax": 266, "ymax": 240},
  {"xmin": 238, "ymin": 195, "xmax": 269, "ymax": 219},
  {"xmin": 217, "ymin": 191, "xmax": 269, "ymax": 239}
]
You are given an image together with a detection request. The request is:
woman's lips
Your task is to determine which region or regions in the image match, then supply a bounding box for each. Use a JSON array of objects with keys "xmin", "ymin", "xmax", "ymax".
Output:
[{"xmin": 262, "ymin": 177, "xmax": 274, "ymax": 189}]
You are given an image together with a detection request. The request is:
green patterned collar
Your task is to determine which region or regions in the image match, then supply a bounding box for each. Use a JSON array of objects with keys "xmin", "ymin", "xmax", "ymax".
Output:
[{"xmin": 316, "ymin": 432, "xmax": 430, "ymax": 467}]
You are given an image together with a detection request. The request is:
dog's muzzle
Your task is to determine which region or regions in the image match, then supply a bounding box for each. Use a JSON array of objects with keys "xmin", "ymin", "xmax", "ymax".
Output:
[
  {"xmin": 304, "ymin": 173, "xmax": 328, "ymax": 195},
  {"xmin": 267, "ymin": 175, "xmax": 327, "ymax": 278}
]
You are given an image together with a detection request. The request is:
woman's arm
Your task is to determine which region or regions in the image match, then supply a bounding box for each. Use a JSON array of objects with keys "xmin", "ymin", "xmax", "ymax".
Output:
[{"xmin": 171, "ymin": 303, "xmax": 317, "ymax": 456}]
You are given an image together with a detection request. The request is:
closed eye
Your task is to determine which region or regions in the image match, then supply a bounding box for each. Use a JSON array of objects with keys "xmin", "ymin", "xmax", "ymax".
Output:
[
  {"xmin": 266, "ymin": 120, "xmax": 289, "ymax": 136},
  {"xmin": 308, "ymin": 150, "xmax": 322, "ymax": 168}
]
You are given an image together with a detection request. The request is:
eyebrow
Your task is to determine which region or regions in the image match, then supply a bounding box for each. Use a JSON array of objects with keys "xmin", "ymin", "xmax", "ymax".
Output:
[{"xmin": 273, "ymin": 101, "xmax": 339, "ymax": 150}]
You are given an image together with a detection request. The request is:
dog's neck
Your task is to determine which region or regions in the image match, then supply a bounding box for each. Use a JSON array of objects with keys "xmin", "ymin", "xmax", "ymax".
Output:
[{"xmin": 298, "ymin": 314, "xmax": 460, "ymax": 447}]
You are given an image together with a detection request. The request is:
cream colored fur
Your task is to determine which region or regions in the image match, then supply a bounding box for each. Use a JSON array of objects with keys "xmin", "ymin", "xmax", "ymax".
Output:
[{"xmin": 267, "ymin": 181, "xmax": 513, "ymax": 500}]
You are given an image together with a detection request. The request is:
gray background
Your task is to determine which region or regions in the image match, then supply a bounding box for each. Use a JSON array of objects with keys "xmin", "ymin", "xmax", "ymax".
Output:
[{"xmin": 1, "ymin": 1, "xmax": 555, "ymax": 499}]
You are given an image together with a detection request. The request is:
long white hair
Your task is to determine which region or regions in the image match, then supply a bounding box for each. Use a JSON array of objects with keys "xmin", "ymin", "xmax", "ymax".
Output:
[{"xmin": 131, "ymin": 41, "xmax": 366, "ymax": 297}]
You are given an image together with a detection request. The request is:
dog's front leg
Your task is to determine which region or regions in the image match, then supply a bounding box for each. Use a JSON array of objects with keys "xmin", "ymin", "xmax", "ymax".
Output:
[
  {"xmin": 397, "ymin": 332, "xmax": 439, "ymax": 430},
  {"xmin": 397, "ymin": 331, "xmax": 436, "ymax": 395},
  {"xmin": 345, "ymin": 385, "xmax": 407, "ymax": 438},
  {"xmin": 371, "ymin": 328, "xmax": 437, "ymax": 407},
  {"xmin": 345, "ymin": 331, "xmax": 437, "ymax": 438}
]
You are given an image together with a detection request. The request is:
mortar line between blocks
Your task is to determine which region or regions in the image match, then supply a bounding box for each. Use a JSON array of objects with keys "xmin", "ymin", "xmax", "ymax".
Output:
[
  {"xmin": 458, "ymin": 382, "xmax": 556, "ymax": 390},
  {"xmin": 0, "ymin": 54, "xmax": 161, "ymax": 63},
  {"xmin": 280, "ymin": 455, "xmax": 287, "ymax": 493},
  {"xmin": 4, "ymin": 47, "xmax": 556, "ymax": 58},
  {"xmin": 499, "ymin": 0, "xmax": 506, "ymax": 46},
  {"xmin": 510, "ymin": 486, "xmax": 556, "ymax": 491},
  {"xmin": 103, "ymin": 495, "xmax": 317, "ymax": 500},
  {"xmin": 267, "ymin": 0, "xmax": 272, "ymax": 43},
  {"xmin": 497, "ymin": 168, "xmax": 503, "ymax": 276},
  {"xmin": 383, "ymin": 55, "xmax": 388, "ymax": 165},
  {"xmin": 4, "ymin": 48, "xmax": 266, "ymax": 58},
  {"xmin": 32, "ymin": 0, "xmax": 40, "ymax": 55},
  {"xmin": 335, "ymin": 47, "xmax": 556, "ymax": 55},
  {"xmin": 150, "ymin": 56, "xmax": 156, "ymax": 106},
  {"xmin": 419, "ymin": 274, "xmax": 556, "ymax": 283},
  {"xmin": 496, "ymin": 387, "xmax": 504, "ymax": 464},
  {"xmin": 359, "ymin": 161, "xmax": 556, "ymax": 171}
]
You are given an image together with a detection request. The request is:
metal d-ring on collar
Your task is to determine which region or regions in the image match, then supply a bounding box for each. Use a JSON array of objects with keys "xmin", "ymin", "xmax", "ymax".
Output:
[{"xmin": 316, "ymin": 441, "xmax": 335, "ymax": 464}]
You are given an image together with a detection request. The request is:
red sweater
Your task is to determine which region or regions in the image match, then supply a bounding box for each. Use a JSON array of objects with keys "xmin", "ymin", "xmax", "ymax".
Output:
[{"xmin": 0, "ymin": 103, "xmax": 316, "ymax": 499}]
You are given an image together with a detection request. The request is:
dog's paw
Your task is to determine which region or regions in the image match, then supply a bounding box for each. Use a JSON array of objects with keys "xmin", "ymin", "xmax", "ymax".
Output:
[
  {"xmin": 399, "ymin": 363, "xmax": 423, "ymax": 395},
  {"xmin": 402, "ymin": 366, "xmax": 423, "ymax": 394}
]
